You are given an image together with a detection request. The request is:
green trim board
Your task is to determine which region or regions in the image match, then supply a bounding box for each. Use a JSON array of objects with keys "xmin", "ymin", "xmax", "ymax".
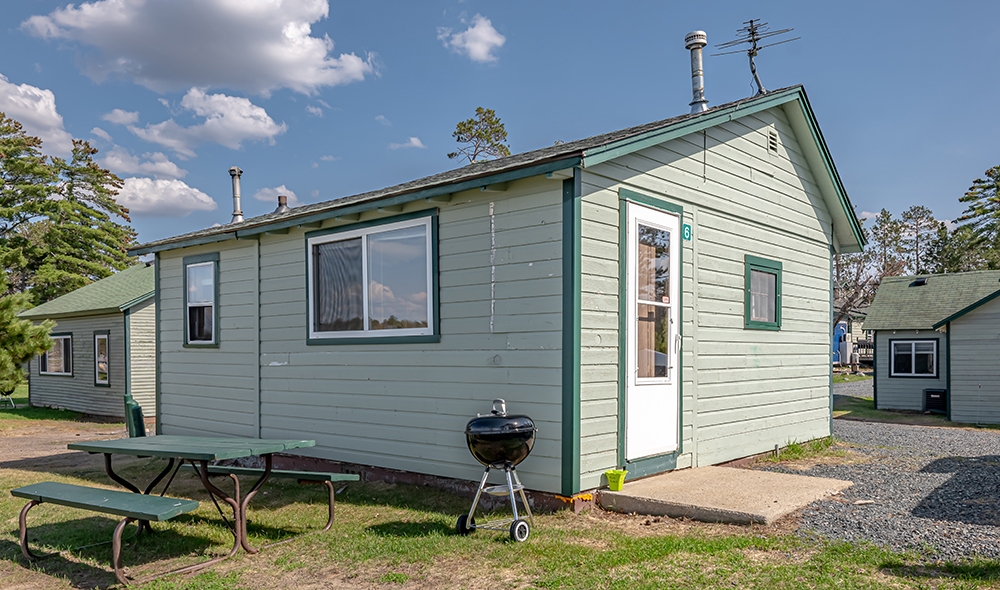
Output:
[
  {"xmin": 945, "ymin": 323, "xmax": 951, "ymax": 420},
  {"xmin": 872, "ymin": 331, "xmax": 877, "ymax": 409},
  {"xmin": 93, "ymin": 330, "xmax": 111, "ymax": 388},
  {"xmin": 303, "ymin": 210, "xmax": 439, "ymax": 345},
  {"xmin": 123, "ymin": 309, "xmax": 131, "ymax": 396},
  {"xmin": 181, "ymin": 252, "xmax": 220, "ymax": 348},
  {"xmin": 886, "ymin": 337, "xmax": 940, "ymax": 379},
  {"xmin": 932, "ymin": 288, "xmax": 1000, "ymax": 328},
  {"xmin": 40, "ymin": 332, "xmax": 74, "ymax": 377},
  {"xmin": 561, "ymin": 171, "xmax": 582, "ymax": 497},
  {"xmin": 118, "ymin": 291, "xmax": 155, "ymax": 312},
  {"xmin": 616, "ymin": 188, "xmax": 685, "ymax": 471},
  {"xmin": 744, "ymin": 255, "xmax": 782, "ymax": 331},
  {"xmin": 154, "ymin": 254, "xmax": 162, "ymax": 435}
]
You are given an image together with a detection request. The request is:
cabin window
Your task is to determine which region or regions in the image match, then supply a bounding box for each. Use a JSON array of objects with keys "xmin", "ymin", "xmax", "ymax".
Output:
[
  {"xmin": 307, "ymin": 213, "xmax": 437, "ymax": 343},
  {"xmin": 744, "ymin": 255, "xmax": 782, "ymax": 330},
  {"xmin": 41, "ymin": 334, "xmax": 72, "ymax": 375},
  {"xmin": 183, "ymin": 253, "xmax": 220, "ymax": 346},
  {"xmin": 890, "ymin": 340, "xmax": 937, "ymax": 377},
  {"xmin": 94, "ymin": 332, "xmax": 110, "ymax": 386}
]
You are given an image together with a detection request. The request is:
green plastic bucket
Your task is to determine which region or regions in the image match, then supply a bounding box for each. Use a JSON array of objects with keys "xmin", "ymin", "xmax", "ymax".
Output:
[{"xmin": 605, "ymin": 469, "xmax": 628, "ymax": 491}]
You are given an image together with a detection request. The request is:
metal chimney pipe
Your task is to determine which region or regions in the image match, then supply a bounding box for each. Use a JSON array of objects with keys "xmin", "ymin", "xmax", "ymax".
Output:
[
  {"xmin": 685, "ymin": 31, "xmax": 709, "ymax": 114},
  {"xmin": 228, "ymin": 166, "xmax": 244, "ymax": 223},
  {"xmin": 274, "ymin": 195, "xmax": 290, "ymax": 214}
]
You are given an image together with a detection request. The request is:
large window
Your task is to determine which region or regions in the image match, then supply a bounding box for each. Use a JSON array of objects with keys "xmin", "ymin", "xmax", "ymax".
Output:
[
  {"xmin": 890, "ymin": 340, "xmax": 937, "ymax": 377},
  {"xmin": 41, "ymin": 334, "xmax": 72, "ymax": 375},
  {"xmin": 94, "ymin": 331, "xmax": 109, "ymax": 386},
  {"xmin": 744, "ymin": 255, "xmax": 782, "ymax": 330},
  {"xmin": 307, "ymin": 214, "xmax": 436, "ymax": 342},
  {"xmin": 183, "ymin": 253, "xmax": 219, "ymax": 346}
]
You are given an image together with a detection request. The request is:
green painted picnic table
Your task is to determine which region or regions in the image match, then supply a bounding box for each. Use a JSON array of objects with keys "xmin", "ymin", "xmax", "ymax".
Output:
[{"xmin": 69, "ymin": 435, "xmax": 316, "ymax": 554}]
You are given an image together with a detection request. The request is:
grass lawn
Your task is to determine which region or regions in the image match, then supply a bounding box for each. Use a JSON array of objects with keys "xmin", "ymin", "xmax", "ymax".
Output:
[
  {"xmin": 833, "ymin": 395, "xmax": 1000, "ymax": 431},
  {"xmin": 3, "ymin": 404, "xmax": 1000, "ymax": 588}
]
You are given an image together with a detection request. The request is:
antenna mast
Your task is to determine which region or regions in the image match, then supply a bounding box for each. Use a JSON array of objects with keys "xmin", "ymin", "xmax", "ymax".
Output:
[{"xmin": 713, "ymin": 19, "xmax": 800, "ymax": 95}]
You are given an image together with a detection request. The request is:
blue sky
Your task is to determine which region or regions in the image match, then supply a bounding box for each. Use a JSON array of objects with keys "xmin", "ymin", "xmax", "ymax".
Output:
[{"xmin": 2, "ymin": 1, "xmax": 998, "ymax": 245}]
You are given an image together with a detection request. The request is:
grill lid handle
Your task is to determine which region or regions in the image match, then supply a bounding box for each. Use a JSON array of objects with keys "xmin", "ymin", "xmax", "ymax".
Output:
[{"xmin": 491, "ymin": 399, "xmax": 507, "ymax": 416}]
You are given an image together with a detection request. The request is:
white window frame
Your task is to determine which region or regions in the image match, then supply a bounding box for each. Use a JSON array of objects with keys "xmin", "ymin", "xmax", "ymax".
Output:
[
  {"xmin": 307, "ymin": 216, "xmax": 434, "ymax": 340},
  {"xmin": 41, "ymin": 334, "xmax": 73, "ymax": 376},
  {"xmin": 186, "ymin": 260, "xmax": 216, "ymax": 345},
  {"xmin": 890, "ymin": 339, "xmax": 938, "ymax": 377},
  {"xmin": 94, "ymin": 333, "xmax": 109, "ymax": 385}
]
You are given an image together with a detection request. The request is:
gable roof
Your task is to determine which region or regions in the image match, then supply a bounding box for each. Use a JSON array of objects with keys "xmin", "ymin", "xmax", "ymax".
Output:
[
  {"xmin": 862, "ymin": 271, "xmax": 1000, "ymax": 331},
  {"xmin": 19, "ymin": 263, "xmax": 155, "ymax": 320},
  {"xmin": 132, "ymin": 85, "xmax": 864, "ymax": 256}
]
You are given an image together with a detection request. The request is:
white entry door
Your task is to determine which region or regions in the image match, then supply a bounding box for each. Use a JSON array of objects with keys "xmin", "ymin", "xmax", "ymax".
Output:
[{"xmin": 625, "ymin": 203, "xmax": 681, "ymax": 461}]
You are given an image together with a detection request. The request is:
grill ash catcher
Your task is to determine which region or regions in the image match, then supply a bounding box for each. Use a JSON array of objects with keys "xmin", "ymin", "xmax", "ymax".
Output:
[{"xmin": 457, "ymin": 399, "xmax": 536, "ymax": 542}]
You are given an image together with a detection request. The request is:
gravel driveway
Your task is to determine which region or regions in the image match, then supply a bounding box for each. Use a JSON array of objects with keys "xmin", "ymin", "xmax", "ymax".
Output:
[{"xmin": 759, "ymin": 381, "xmax": 1000, "ymax": 561}]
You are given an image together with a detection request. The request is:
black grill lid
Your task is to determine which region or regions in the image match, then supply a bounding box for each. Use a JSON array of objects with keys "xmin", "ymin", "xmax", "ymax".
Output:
[{"xmin": 464, "ymin": 399, "xmax": 536, "ymax": 436}]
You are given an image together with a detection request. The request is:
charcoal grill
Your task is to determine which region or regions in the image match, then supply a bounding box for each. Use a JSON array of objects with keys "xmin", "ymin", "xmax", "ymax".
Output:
[{"xmin": 456, "ymin": 399, "xmax": 536, "ymax": 542}]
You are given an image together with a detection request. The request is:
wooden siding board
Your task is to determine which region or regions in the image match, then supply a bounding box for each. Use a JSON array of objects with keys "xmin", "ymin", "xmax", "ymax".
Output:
[
  {"xmin": 947, "ymin": 300, "xmax": 1000, "ymax": 423},
  {"xmin": 127, "ymin": 298, "xmax": 156, "ymax": 411}
]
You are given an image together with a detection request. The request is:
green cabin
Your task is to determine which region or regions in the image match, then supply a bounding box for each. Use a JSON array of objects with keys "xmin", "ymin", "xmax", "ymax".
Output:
[
  {"xmin": 133, "ymin": 85, "xmax": 864, "ymax": 496},
  {"xmin": 863, "ymin": 271, "xmax": 1000, "ymax": 423},
  {"xmin": 20, "ymin": 263, "xmax": 156, "ymax": 418}
]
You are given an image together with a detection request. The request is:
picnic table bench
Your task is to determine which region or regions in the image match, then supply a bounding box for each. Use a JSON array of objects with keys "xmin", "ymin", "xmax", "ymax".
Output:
[
  {"xmin": 11, "ymin": 481, "xmax": 226, "ymax": 586},
  {"xmin": 178, "ymin": 464, "xmax": 359, "ymax": 547}
]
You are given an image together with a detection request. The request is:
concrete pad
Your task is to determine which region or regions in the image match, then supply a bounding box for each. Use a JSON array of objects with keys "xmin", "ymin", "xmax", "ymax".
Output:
[{"xmin": 598, "ymin": 466, "xmax": 851, "ymax": 525}]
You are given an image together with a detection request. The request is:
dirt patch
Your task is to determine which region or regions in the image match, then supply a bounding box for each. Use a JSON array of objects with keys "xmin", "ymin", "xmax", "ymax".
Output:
[{"xmin": 0, "ymin": 419, "xmax": 125, "ymax": 472}]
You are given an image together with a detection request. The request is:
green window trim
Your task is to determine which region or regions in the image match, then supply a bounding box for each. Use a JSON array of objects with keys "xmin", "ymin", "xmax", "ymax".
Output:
[
  {"xmin": 182, "ymin": 252, "xmax": 220, "ymax": 348},
  {"xmin": 304, "ymin": 210, "xmax": 440, "ymax": 345},
  {"xmin": 887, "ymin": 338, "xmax": 939, "ymax": 379},
  {"xmin": 744, "ymin": 255, "xmax": 782, "ymax": 331},
  {"xmin": 94, "ymin": 330, "xmax": 111, "ymax": 387},
  {"xmin": 40, "ymin": 332, "xmax": 74, "ymax": 376}
]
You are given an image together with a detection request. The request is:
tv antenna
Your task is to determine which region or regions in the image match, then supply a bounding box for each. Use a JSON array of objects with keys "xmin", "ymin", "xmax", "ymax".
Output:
[{"xmin": 713, "ymin": 19, "xmax": 800, "ymax": 95}]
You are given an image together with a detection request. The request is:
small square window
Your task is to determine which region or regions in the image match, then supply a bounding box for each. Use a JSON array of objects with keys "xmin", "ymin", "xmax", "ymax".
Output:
[
  {"xmin": 890, "ymin": 340, "xmax": 937, "ymax": 377},
  {"xmin": 744, "ymin": 255, "xmax": 782, "ymax": 330},
  {"xmin": 183, "ymin": 253, "xmax": 219, "ymax": 347},
  {"xmin": 41, "ymin": 334, "xmax": 72, "ymax": 375}
]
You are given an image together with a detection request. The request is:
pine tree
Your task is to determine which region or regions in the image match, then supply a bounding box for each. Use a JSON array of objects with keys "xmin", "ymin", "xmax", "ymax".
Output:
[
  {"xmin": 900, "ymin": 205, "xmax": 942, "ymax": 274},
  {"xmin": 957, "ymin": 166, "xmax": 1000, "ymax": 243},
  {"xmin": 447, "ymin": 107, "xmax": 511, "ymax": 164},
  {"xmin": 0, "ymin": 277, "xmax": 52, "ymax": 393},
  {"xmin": 868, "ymin": 208, "xmax": 905, "ymax": 277}
]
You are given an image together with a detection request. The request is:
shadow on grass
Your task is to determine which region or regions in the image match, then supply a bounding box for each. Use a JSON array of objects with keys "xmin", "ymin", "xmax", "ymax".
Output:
[
  {"xmin": 881, "ymin": 560, "xmax": 1000, "ymax": 583},
  {"xmin": 366, "ymin": 520, "xmax": 454, "ymax": 538}
]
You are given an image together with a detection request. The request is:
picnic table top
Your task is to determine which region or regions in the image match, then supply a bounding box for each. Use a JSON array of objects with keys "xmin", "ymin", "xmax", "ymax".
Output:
[{"xmin": 68, "ymin": 435, "xmax": 315, "ymax": 461}]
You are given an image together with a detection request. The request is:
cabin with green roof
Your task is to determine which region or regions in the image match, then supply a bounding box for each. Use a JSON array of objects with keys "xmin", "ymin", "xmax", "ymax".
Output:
[
  {"xmin": 19, "ymin": 263, "xmax": 156, "ymax": 418},
  {"xmin": 132, "ymin": 85, "xmax": 864, "ymax": 497},
  {"xmin": 863, "ymin": 271, "xmax": 1000, "ymax": 423}
]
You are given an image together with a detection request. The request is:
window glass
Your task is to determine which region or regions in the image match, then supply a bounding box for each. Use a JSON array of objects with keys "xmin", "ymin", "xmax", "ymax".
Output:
[
  {"xmin": 637, "ymin": 304, "xmax": 669, "ymax": 378},
  {"xmin": 750, "ymin": 269, "xmax": 776, "ymax": 323},
  {"xmin": 187, "ymin": 263, "xmax": 214, "ymax": 304},
  {"xmin": 368, "ymin": 225, "xmax": 429, "ymax": 330},
  {"xmin": 891, "ymin": 340, "xmax": 936, "ymax": 376},
  {"xmin": 42, "ymin": 336, "xmax": 72, "ymax": 374},
  {"xmin": 637, "ymin": 224, "xmax": 670, "ymax": 303},
  {"xmin": 314, "ymin": 238, "xmax": 364, "ymax": 332},
  {"xmin": 892, "ymin": 342, "xmax": 913, "ymax": 374},
  {"xmin": 95, "ymin": 334, "xmax": 109, "ymax": 384},
  {"xmin": 635, "ymin": 223, "xmax": 671, "ymax": 379},
  {"xmin": 914, "ymin": 342, "xmax": 935, "ymax": 374},
  {"xmin": 186, "ymin": 260, "xmax": 216, "ymax": 344}
]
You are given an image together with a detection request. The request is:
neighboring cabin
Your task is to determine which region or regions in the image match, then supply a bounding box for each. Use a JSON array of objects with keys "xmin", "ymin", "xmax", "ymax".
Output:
[
  {"xmin": 133, "ymin": 84, "xmax": 864, "ymax": 497},
  {"xmin": 863, "ymin": 271, "xmax": 1000, "ymax": 423},
  {"xmin": 19, "ymin": 263, "xmax": 156, "ymax": 418}
]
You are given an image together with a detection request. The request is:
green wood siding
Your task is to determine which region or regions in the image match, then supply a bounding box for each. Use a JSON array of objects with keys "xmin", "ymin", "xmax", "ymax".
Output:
[
  {"xmin": 872, "ymin": 329, "xmax": 946, "ymax": 411},
  {"xmin": 157, "ymin": 242, "xmax": 259, "ymax": 437},
  {"xmin": 947, "ymin": 300, "xmax": 1000, "ymax": 423},
  {"xmin": 127, "ymin": 298, "xmax": 156, "ymax": 411},
  {"xmin": 29, "ymin": 312, "xmax": 130, "ymax": 417},
  {"xmin": 578, "ymin": 105, "xmax": 834, "ymax": 487}
]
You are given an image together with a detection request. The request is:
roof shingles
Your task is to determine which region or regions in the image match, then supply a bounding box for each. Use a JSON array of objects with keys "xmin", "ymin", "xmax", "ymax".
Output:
[
  {"xmin": 19, "ymin": 263, "xmax": 155, "ymax": 320},
  {"xmin": 862, "ymin": 271, "xmax": 1000, "ymax": 331}
]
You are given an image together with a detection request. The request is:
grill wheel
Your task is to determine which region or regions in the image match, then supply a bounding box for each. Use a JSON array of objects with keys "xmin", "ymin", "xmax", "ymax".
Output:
[{"xmin": 510, "ymin": 519, "xmax": 530, "ymax": 542}]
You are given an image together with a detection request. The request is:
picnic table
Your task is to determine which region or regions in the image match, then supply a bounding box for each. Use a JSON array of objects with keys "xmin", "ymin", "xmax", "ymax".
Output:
[{"xmin": 68, "ymin": 435, "xmax": 316, "ymax": 554}]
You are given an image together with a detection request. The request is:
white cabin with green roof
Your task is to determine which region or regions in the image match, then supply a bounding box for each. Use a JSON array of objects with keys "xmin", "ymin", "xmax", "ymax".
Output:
[
  {"xmin": 133, "ymin": 85, "xmax": 865, "ymax": 497},
  {"xmin": 19, "ymin": 263, "xmax": 156, "ymax": 418},
  {"xmin": 864, "ymin": 271, "xmax": 1000, "ymax": 423}
]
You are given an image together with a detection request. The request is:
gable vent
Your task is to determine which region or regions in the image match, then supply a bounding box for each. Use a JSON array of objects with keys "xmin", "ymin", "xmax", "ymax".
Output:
[{"xmin": 767, "ymin": 129, "xmax": 779, "ymax": 154}]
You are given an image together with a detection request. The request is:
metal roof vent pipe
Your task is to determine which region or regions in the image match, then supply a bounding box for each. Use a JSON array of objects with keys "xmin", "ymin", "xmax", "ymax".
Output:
[
  {"xmin": 685, "ymin": 30, "xmax": 709, "ymax": 114},
  {"xmin": 274, "ymin": 195, "xmax": 291, "ymax": 214},
  {"xmin": 229, "ymin": 166, "xmax": 244, "ymax": 224}
]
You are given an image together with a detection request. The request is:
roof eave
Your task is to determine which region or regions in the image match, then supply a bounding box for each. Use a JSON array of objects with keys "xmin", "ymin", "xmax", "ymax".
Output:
[
  {"xmin": 118, "ymin": 290, "xmax": 155, "ymax": 312},
  {"xmin": 932, "ymin": 288, "xmax": 1000, "ymax": 329},
  {"xmin": 19, "ymin": 307, "xmax": 125, "ymax": 321}
]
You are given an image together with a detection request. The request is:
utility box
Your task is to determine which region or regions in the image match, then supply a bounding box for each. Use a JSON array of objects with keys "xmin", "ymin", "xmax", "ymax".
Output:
[{"xmin": 923, "ymin": 389, "xmax": 947, "ymax": 415}]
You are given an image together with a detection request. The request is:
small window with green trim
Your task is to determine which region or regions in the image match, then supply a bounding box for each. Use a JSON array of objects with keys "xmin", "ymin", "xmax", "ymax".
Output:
[
  {"xmin": 744, "ymin": 255, "xmax": 782, "ymax": 330},
  {"xmin": 183, "ymin": 253, "xmax": 220, "ymax": 346}
]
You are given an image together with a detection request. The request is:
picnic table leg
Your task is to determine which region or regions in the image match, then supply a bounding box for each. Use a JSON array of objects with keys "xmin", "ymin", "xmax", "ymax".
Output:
[
  {"xmin": 238, "ymin": 453, "xmax": 274, "ymax": 554},
  {"xmin": 103, "ymin": 453, "xmax": 176, "ymax": 535},
  {"xmin": 18, "ymin": 500, "xmax": 56, "ymax": 561},
  {"xmin": 195, "ymin": 460, "xmax": 243, "ymax": 555}
]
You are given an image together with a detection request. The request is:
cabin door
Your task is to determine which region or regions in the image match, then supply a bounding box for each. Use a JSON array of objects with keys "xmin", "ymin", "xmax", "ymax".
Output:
[{"xmin": 624, "ymin": 203, "xmax": 680, "ymax": 461}]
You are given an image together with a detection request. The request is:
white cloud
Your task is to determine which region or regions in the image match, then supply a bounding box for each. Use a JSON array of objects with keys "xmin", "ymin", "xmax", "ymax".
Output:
[
  {"xmin": 100, "ymin": 146, "xmax": 186, "ymax": 179},
  {"xmin": 253, "ymin": 185, "xmax": 299, "ymax": 206},
  {"xmin": 129, "ymin": 88, "xmax": 287, "ymax": 157},
  {"xmin": 311, "ymin": 189, "xmax": 319, "ymax": 198},
  {"xmin": 375, "ymin": 114, "xmax": 391, "ymax": 126},
  {"xmin": 22, "ymin": 0, "xmax": 376, "ymax": 96},
  {"xmin": 389, "ymin": 137, "xmax": 425, "ymax": 150},
  {"xmin": 91, "ymin": 127, "xmax": 112, "ymax": 142},
  {"xmin": 117, "ymin": 177, "xmax": 216, "ymax": 217},
  {"xmin": 306, "ymin": 105, "xmax": 323, "ymax": 117},
  {"xmin": 101, "ymin": 108, "xmax": 138, "ymax": 125},
  {"xmin": 0, "ymin": 73, "xmax": 74, "ymax": 155},
  {"xmin": 858, "ymin": 211, "xmax": 877, "ymax": 221},
  {"xmin": 312, "ymin": 162, "xmax": 319, "ymax": 168},
  {"xmin": 437, "ymin": 14, "xmax": 505, "ymax": 63},
  {"xmin": 317, "ymin": 99, "xmax": 331, "ymax": 109},
  {"xmin": 320, "ymin": 154, "xmax": 339, "ymax": 161}
]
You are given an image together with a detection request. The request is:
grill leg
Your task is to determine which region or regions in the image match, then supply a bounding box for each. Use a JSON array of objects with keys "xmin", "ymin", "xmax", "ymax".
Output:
[
  {"xmin": 511, "ymin": 468, "xmax": 533, "ymax": 526},
  {"xmin": 505, "ymin": 466, "xmax": 519, "ymax": 521},
  {"xmin": 467, "ymin": 467, "xmax": 490, "ymax": 526}
]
